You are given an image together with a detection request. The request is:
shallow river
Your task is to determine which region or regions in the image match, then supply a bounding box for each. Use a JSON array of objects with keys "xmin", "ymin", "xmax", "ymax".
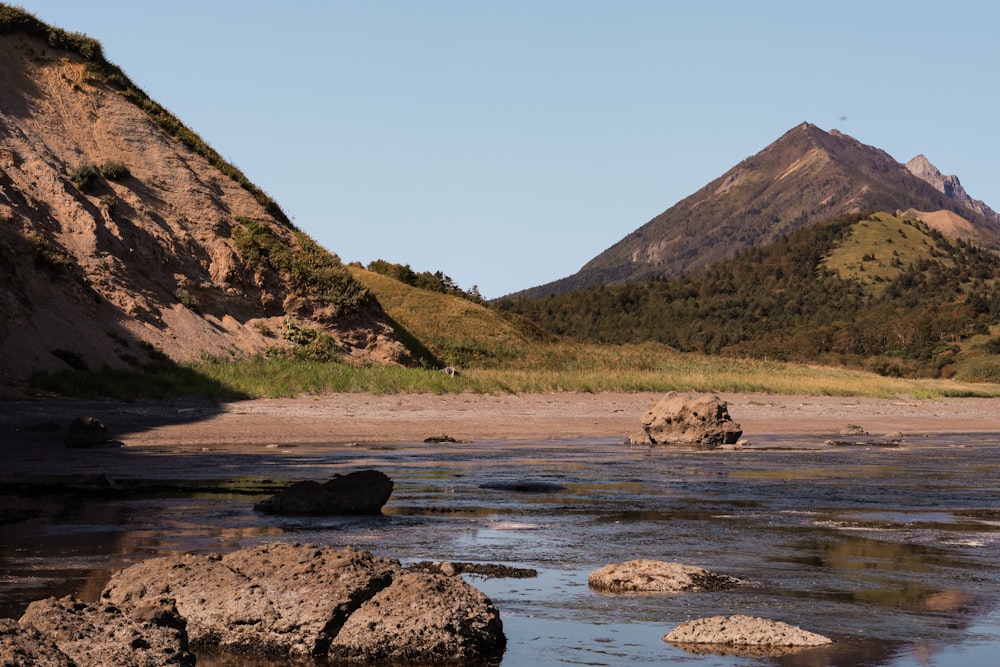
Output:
[{"xmin": 3, "ymin": 432, "xmax": 1000, "ymax": 666}]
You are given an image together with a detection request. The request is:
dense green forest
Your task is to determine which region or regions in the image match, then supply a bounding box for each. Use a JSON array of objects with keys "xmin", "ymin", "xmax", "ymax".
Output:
[{"xmin": 497, "ymin": 213, "xmax": 1000, "ymax": 378}]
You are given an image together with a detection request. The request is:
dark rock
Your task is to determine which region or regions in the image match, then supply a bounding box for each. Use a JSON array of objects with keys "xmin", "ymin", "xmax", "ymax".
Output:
[
  {"xmin": 63, "ymin": 416, "xmax": 108, "ymax": 448},
  {"xmin": 629, "ymin": 392, "xmax": 742, "ymax": 448},
  {"xmin": 328, "ymin": 572, "xmax": 505, "ymax": 663},
  {"xmin": 424, "ymin": 434, "xmax": 459, "ymax": 443},
  {"xmin": 19, "ymin": 595, "xmax": 194, "ymax": 666},
  {"xmin": 480, "ymin": 481, "xmax": 567, "ymax": 493},
  {"xmin": 408, "ymin": 561, "xmax": 538, "ymax": 579},
  {"xmin": 253, "ymin": 469, "xmax": 393, "ymax": 515}
]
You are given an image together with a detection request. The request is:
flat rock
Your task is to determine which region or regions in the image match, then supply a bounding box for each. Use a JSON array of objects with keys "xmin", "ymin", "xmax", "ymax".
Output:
[
  {"xmin": 589, "ymin": 559, "xmax": 749, "ymax": 593},
  {"xmin": 19, "ymin": 595, "xmax": 193, "ymax": 667},
  {"xmin": 328, "ymin": 571, "xmax": 505, "ymax": 663},
  {"xmin": 664, "ymin": 614, "xmax": 832, "ymax": 651}
]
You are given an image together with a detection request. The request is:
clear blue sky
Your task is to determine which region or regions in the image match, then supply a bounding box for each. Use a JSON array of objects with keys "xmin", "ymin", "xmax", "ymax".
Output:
[{"xmin": 13, "ymin": 1, "xmax": 1000, "ymax": 298}]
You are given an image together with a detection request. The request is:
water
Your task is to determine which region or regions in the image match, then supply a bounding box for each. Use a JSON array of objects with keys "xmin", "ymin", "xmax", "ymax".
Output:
[{"xmin": 3, "ymin": 433, "xmax": 1000, "ymax": 666}]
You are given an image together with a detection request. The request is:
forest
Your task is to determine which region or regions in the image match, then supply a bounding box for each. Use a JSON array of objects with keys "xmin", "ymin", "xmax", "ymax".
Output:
[{"xmin": 497, "ymin": 213, "xmax": 1000, "ymax": 378}]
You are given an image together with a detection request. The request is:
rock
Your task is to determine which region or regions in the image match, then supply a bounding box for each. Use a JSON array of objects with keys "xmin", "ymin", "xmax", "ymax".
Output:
[
  {"xmin": 18, "ymin": 595, "xmax": 193, "ymax": 667},
  {"xmin": 63, "ymin": 416, "xmax": 108, "ymax": 447},
  {"xmin": 101, "ymin": 543, "xmax": 506, "ymax": 663},
  {"xmin": 0, "ymin": 618, "xmax": 75, "ymax": 667},
  {"xmin": 588, "ymin": 559, "xmax": 749, "ymax": 593},
  {"xmin": 409, "ymin": 561, "xmax": 539, "ymax": 579},
  {"xmin": 253, "ymin": 469, "xmax": 393, "ymax": 515},
  {"xmin": 328, "ymin": 572, "xmax": 505, "ymax": 663},
  {"xmin": 103, "ymin": 544, "xmax": 399, "ymax": 656},
  {"xmin": 840, "ymin": 424, "xmax": 868, "ymax": 436},
  {"xmin": 424, "ymin": 434, "xmax": 458, "ymax": 443},
  {"xmin": 629, "ymin": 392, "xmax": 742, "ymax": 448},
  {"xmin": 664, "ymin": 615, "xmax": 832, "ymax": 654},
  {"xmin": 480, "ymin": 480, "xmax": 567, "ymax": 493}
]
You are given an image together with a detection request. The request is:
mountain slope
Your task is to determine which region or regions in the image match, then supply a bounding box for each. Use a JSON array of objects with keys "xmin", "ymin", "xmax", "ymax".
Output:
[
  {"xmin": 0, "ymin": 8, "xmax": 414, "ymax": 387},
  {"xmin": 498, "ymin": 212, "xmax": 1000, "ymax": 379},
  {"xmin": 512, "ymin": 123, "xmax": 1000, "ymax": 299}
]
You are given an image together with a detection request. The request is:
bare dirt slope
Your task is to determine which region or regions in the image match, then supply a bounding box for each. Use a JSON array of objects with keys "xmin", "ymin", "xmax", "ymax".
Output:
[{"xmin": 0, "ymin": 30, "xmax": 411, "ymax": 388}]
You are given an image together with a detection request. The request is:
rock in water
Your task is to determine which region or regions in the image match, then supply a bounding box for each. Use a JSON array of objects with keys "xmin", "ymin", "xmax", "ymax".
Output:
[
  {"xmin": 254, "ymin": 469, "xmax": 393, "ymax": 515},
  {"xmin": 102, "ymin": 544, "xmax": 398, "ymax": 656},
  {"xmin": 630, "ymin": 392, "xmax": 741, "ymax": 447},
  {"xmin": 100, "ymin": 543, "xmax": 506, "ymax": 663},
  {"xmin": 588, "ymin": 559, "xmax": 749, "ymax": 593},
  {"xmin": 664, "ymin": 614, "xmax": 832, "ymax": 651},
  {"xmin": 18, "ymin": 596, "xmax": 193, "ymax": 667},
  {"xmin": 328, "ymin": 572, "xmax": 506, "ymax": 663}
]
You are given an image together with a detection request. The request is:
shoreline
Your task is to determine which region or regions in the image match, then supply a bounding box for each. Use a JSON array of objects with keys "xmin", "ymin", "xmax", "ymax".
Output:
[{"xmin": 3, "ymin": 392, "xmax": 1000, "ymax": 452}]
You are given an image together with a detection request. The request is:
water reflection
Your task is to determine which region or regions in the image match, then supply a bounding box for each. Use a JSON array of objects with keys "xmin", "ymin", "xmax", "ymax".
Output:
[{"xmin": 2, "ymin": 435, "xmax": 1000, "ymax": 666}]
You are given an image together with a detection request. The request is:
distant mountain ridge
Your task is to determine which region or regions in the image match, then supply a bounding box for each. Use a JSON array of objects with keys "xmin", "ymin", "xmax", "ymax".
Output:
[
  {"xmin": 509, "ymin": 123, "xmax": 1000, "ymax": 299},
  {"xmin": 905, "ymin": 154, "xmax": 1000, "ymax": 226}
]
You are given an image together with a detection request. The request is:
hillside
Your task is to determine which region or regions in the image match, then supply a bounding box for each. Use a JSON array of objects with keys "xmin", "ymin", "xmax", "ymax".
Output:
[
  {"xmin": 511, "ymin": 123, "xmax": 1000, "ymax": 299},
  {"xmin": 348, "ymin": 264, "xmax": 546, "ymax": 368},
  {"xmin": 498, "ymin": 212, "xmax": 1000, "ymax": 381},
  {"xmin": 0, "ymin": 7, "xmax": 415, "ymax": 389}
]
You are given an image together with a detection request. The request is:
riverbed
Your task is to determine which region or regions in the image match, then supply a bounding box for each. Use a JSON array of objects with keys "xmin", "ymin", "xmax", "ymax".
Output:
[{"xmin": 3, "ymin": 431, "xmax": 1000, "ymax": 666}]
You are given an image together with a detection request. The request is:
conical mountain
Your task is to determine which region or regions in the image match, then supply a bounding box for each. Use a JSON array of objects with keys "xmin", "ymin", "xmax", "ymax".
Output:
[
  {"xmin": 0, "ymin": 6, "xmax": 415, "ymax": 386},
  {"xmin": 512, "ymin": 122, "xmax": 1000, "ymax": 299}
]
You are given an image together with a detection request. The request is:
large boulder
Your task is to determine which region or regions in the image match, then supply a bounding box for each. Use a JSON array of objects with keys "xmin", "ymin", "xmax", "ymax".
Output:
[
  {"xmin": 102, "ymin": 544, "xmax": 399, "ymax": 656},
  {"xmin": 328, "ymin": 572, "xmax": 506, "ymax": 663},
  {"xmin": 18, "ymin": 595, "xmax": 193, "ymax": 667},
  {"xmin": 588, "ymin": 559, "xmax": 749, "ymax": 593},
  {"xmin": 254, "ymin": 469, "xmax": 393, "ymax": 515},
  {"xmin": 664, "ymin": 614, "xmax": 832, "ymax": 654},
  {"xmin": 630, "ymin": 392, "xmax": 741, "ymax": 447},
  {"xmin": 101, "ymin": 543, "xmax": 506, "ymax": 663}
]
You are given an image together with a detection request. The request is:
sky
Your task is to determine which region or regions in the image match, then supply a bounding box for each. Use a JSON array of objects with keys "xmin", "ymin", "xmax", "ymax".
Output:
[{"xmin": 11, "ymin": 1, "xmax": 1000, "ymax": 299}]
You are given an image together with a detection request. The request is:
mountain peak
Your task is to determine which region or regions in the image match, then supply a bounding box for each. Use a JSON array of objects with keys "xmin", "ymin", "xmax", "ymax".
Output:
[{"xmin": 509, "ymin": 123, "xmax": 1000, "ymax": 299}]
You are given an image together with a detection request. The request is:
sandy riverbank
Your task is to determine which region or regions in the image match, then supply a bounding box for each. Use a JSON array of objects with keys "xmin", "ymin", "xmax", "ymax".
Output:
[{"xmin": 3, "ymin": 392, "xmax": 999, "ymax": 451}]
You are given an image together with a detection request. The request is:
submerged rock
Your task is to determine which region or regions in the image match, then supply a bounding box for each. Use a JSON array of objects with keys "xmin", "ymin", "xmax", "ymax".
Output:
[
  {"xmin": 664, "ymin": 614, "xmax": 832, "ymax": 654},
  {"xmin": 629, "ymin": 392, "xmax": 742, "ymax": 448},
  {"xmin": 253, "ymin": 469, "xmax": 393, "ymax": 515},
  {"xmin": 588, "ymin": 559, "xmax": 749, "ymax": 593},
  {"xmin": 480, "ymin": 480, "xmax": 567, "ymax": 493}
]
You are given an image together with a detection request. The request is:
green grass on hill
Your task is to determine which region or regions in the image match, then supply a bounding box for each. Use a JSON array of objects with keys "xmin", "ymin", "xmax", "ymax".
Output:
[
  {"xmin": 349, "ymin": 266, "xmax": 547, "ymax": 368},
  {"xmin": 822, "ymin": 212, "xmax": 954, "ymax": 294}
]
